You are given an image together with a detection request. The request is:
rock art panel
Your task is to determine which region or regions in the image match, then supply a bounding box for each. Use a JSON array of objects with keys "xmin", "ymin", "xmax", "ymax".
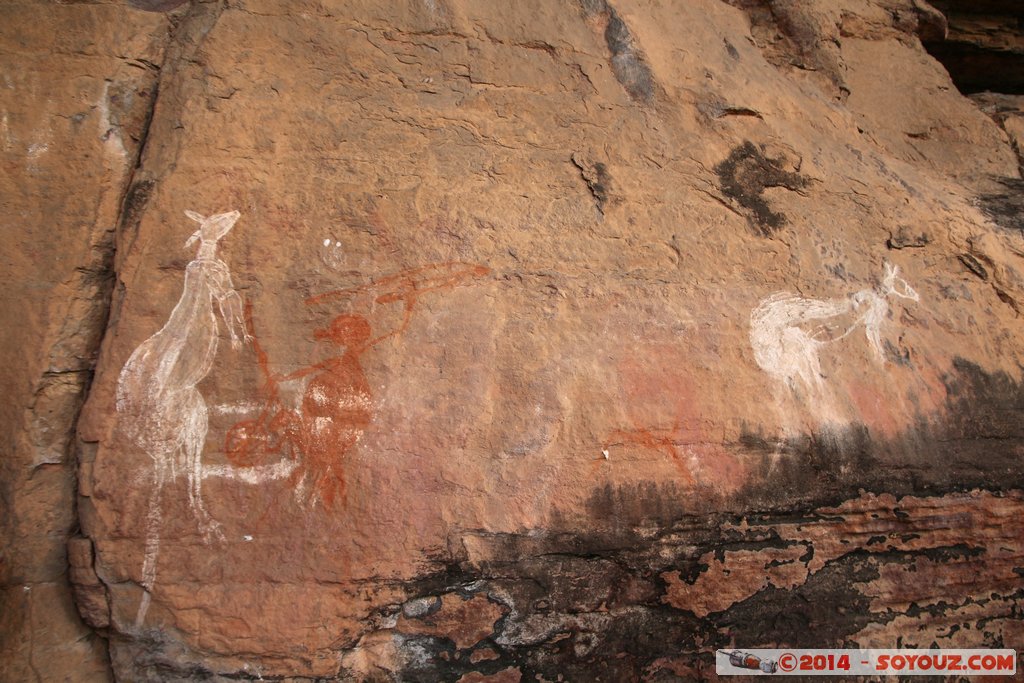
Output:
[
  {"xmin": 13, "ymin": 0, "xmax": 1021, "ymax": 678},
  {"xmin": 117, "ymin": 214, "xmax": 491, "ymax": 630}
]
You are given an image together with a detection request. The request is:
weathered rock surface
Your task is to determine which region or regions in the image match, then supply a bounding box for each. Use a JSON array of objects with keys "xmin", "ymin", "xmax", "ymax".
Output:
[
  {"xmin": 2, "ymin": 0, "xmax": 1024, "ymax": 680},
  {"xmin": 0, "ymin": 3, "xmax": 171, "ymax": 679}
]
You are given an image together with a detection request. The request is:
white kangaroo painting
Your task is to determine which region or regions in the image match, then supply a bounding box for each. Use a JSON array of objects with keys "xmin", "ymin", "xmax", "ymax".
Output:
[
  {"xmin": 749, "ymin": 262, "xmax": 919, "ymax": 397},
  {"xmin": 116, "ymin": 209, "xmax": 251, "ymax": 628}
]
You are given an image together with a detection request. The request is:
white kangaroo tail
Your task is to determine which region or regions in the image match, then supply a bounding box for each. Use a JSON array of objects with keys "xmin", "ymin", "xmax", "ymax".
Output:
[{"xmin": 134, "ymin": 478, "xmax": 164, "ymax": 629}]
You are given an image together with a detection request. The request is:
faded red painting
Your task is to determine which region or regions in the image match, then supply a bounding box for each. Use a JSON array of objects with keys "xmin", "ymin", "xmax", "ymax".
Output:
[{"xmin": 599, "ymin": 343, "xmax": 745, "ymax": 488}]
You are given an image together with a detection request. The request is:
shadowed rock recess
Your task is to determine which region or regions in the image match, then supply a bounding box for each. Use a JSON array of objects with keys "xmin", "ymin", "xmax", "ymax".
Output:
[{"xmin": 2, "ymin": 0, "xmax": 1023, "ymax": 680}]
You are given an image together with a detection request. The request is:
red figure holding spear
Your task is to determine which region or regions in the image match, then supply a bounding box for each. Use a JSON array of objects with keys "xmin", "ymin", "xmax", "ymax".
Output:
[{"xmin": 226, "ymin": 263, "xmax": 489, "ymax": 508}]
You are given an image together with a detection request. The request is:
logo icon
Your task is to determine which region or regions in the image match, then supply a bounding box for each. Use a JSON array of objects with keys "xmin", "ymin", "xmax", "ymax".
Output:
[{"xmin": 727, "ymin": 650, "xmax": 779, "ymax": 674}]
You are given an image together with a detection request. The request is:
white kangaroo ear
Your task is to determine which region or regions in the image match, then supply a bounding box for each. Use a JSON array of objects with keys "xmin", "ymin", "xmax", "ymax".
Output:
[
  {"xmin": 185, "ymin": 210, "xmax": 206, "ymax": 224},
  {"xmin": 883, "ymin": 261, "xmax": 898, "ymax": 284},
  {"xmin": 211, "ymin": 209, "xmax": 240, "ymax": 226},
  {"xmin": 206, "ymin": 210, "xmax": 240, "ymax": 242}
]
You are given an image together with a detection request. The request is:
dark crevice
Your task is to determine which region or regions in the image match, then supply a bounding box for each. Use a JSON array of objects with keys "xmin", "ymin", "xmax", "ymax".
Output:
[
  {"xmin": 52, "ymin": 13, "xmax": 182, "ymax": 680},
  {"xmin": 66, "ymin": 61, "xmax": 165, "ymax": 683},
  {"xmin": 923, "ymin": 1, "xmax": 1024, "ymax": 95},
  {"xmin": 570, "ymin": 153, "xmax": 613, "ymax": 216},
  {"xmin": 927, "ymin": 41, "xmax": 1024, "ymax": 95}
]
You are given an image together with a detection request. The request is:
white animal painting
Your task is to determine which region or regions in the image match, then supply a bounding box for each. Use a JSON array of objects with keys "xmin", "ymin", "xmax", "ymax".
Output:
[
  {"xmin": 749, "ymin": 262, "xmax": 919, "ymax": 397},
  {"xmin": 116, "ymin": 209, "xmax": 250, "ymax": 628}
]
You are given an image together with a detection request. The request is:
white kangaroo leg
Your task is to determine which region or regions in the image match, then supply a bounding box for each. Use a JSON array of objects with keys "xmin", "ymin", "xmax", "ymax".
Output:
[
  {"xmin": 190, "ymin": 456, "xmax": 223, "ymax": 543},
  {"xmin": 179, "ymin": 391, "xmax": 222, "ymax": 542},
  {"xmin": 135, "ymin": 468, "xmax": 165, "ymax": 628}
]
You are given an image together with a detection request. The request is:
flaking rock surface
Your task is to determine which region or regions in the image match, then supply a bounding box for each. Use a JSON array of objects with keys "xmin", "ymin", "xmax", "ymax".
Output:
[{"xmin": 2, "ymin": 0, "xmax": 1024, "ymax": 680}]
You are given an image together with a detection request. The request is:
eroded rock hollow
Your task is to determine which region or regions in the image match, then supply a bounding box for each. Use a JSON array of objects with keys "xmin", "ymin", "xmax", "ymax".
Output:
[{"xmin": 2, "ymin": 0, "xmax": 1023, "ymax": 680}]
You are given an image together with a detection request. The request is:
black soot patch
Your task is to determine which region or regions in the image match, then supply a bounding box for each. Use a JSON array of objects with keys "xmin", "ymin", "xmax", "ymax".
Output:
[
  {"xmin": 715, "ymin": 141, "xmax": 809, "ymax": 236},
  {"xmin": 979, "ymin": 177, "xmax": 1024, "ymax": 235}
]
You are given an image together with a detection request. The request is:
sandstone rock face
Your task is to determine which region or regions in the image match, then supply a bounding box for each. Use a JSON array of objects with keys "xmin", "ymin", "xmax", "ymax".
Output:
[
  {"xmin": 0, "ymin": 3, "xmax": 170, "ymax": 679},
  {"xmin": 3, "ymin": 0, "xmax": 1024, "ymax": 680}
]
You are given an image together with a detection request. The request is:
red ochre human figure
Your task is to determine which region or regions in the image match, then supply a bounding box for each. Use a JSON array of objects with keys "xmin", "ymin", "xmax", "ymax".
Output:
[
  {"xmin": 226, "ymin": 308, "xmax": 395, "ymax": 508},
  {"xmin": 271, "ymin": 314, "xmax": 376, "ymax": 507},
  {"xmin": 225, "ymin": 262, "xmax": 489, "ymax": 508}
]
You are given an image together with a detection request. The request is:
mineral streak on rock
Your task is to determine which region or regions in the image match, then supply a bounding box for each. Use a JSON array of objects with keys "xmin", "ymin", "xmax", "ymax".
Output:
[
  {"xmin": 580, "ymin": 0, "xmax": 657, "ymax": 103},
  {"xmin": 3, "ymin": 0, "xmax": 1024, "ymax": 680},
  {"xmin": 129, "ymin": 0, "xmax": 190, "ymax": 12}
]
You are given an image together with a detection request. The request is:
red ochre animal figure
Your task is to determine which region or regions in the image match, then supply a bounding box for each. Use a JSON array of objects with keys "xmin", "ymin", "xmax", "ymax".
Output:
[{"xmin": 600, "ymin": 427, "xmax": 696, "ymax": 484}]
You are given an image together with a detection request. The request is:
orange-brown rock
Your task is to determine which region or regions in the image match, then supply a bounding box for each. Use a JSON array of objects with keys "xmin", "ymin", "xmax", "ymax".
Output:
[
  {"xmin": 0, "ymin": 2, "xmax": 170, "ymax": 679},
  {"xmin": 3, "ymin": 0, "xmax": 1024, "ymax": 680},
  {"xmin": 659, "ymin": 490, "xmax": 1023, "ymax": 640},
  {"xmin": 456, "ymin": 667, "xmax": 523, "ymax": 683},
  {"xmin": 662, "ymin": 544, "xmax": 809, "ymax": 617},
  {"xmin": 396, "ymin": 593, "xmax": 508, "ymax": 650}
]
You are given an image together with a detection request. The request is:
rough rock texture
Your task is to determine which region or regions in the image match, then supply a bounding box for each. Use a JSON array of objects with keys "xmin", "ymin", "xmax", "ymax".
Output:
[
  {"xmin": 3, "ymin": 0, "xmax": 1024, "ymax": 680},
  {"xmin": 0, "ymin": 3, "xmax": 171, "ymax": 679}
]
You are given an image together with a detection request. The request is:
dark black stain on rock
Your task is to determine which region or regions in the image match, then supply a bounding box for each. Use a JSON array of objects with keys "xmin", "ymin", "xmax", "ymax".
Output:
[
  {"xmin": 383, "ymin": 501, "xmax": 1020, "ymax": 678},
  {"xmin": 580, "ymin": 0, "xmax": 656, "ymax": 103},
  {"xmin": 943, "ymin": 356, "xmax": 1024, "ymax": 444},
  {"xmin": 583, "ymin": 480, "xmax": 710, "ymax": 530},
  {"xmin": 717, "ymin": 552, "xmax": 881, "ymax": 647},
  {"xmin": 715, "ymin": 141, "xmax": 809, "ymax": 236},
  {"xmin": 979, "ymin": 177, "xmax": 1024, "ymax": 235},
  {"xmin": 737, "ymin": 359, "xmax": 1024, "ymax": 510},
  {"xmin": 605, "ymin": 13, "xmax": 654, "ymax": 102},
  {"xmin": 385, "ymin": 537, "xmax": 712, "ymax": 682},
  {"xmin": 736, "ymin": 422, "xmax": 884, "ymax": 509},
  {"xmin": 883, "ymin": 339, "xmax": 913, "ymax": 367},
  {"xmin": 724, "ymin": 38, "xmax": 740, "ymax": 59}
]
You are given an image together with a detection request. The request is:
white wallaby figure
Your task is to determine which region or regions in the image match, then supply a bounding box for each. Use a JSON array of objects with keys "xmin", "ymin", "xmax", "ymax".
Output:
[
  {"xmin": 749, "ymin": 262, "xmax": 919, "ymax": 396},
  {"xmin": 116, "ymin": 209, "xmax": 250, "ymax": 628}
]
